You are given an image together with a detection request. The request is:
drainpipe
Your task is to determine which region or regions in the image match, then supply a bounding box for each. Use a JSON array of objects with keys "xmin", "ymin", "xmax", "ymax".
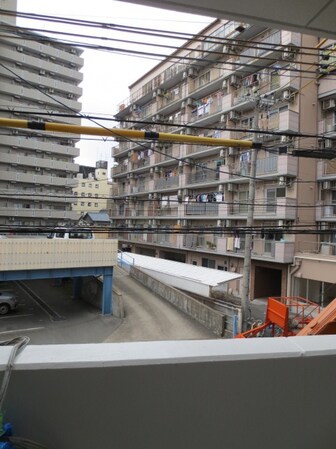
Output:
[{"xmin": 287, "ymin": 256, "xmax": 302, "ymax": 296}]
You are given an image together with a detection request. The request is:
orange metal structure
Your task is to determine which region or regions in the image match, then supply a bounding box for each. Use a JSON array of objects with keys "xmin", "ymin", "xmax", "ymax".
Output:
[
  {"xmin": 297, "ymin": 298, "xmax": 336, "ymax": 336},
  {"xmin": 236, "ymin": 296, "xmax": 321, "ymax": 338}
]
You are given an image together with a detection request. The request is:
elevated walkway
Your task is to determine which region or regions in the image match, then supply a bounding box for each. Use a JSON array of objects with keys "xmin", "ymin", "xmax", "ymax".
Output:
[{"xmin": 0, "ymin": 238, "xmax": 118, "ymax": 314}]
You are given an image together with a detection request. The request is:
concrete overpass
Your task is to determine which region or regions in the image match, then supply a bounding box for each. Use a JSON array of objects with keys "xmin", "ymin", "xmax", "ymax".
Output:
[{"xmin": 0, "ymin": 238, "xmax": 118, "ymax": 314}]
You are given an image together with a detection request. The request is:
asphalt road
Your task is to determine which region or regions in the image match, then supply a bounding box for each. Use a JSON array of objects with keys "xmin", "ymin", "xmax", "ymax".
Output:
[
  {"xmin": 0, "ymin": 267, "xmax": 217, "ymax": 344},
  {"xmin": 105, "ymin": 266, "xmax": 216, "ymax": 342}
]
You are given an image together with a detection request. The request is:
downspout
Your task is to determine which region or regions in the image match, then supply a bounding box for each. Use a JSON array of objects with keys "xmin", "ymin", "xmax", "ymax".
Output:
[{"xmin": 287, "ymin": 256, "xmax": 302, "ymax": 296}]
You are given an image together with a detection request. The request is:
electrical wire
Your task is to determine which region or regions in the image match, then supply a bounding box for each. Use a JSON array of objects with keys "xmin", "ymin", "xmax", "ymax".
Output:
[{"xmin": 0, "ymin": 336, "xmax": 30, "ymax": 411}]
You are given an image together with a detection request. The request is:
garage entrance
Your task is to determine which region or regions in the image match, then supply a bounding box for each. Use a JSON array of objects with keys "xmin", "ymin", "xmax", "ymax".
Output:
[{"xmin": 254, "ymin": 266, "xmax": 282, "ymax": 298}]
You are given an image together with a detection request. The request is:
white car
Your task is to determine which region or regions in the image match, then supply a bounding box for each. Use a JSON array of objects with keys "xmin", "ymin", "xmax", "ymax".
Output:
[{"xmin": 0, "ymin": 291, "xmax": 18, "ymax": 315}]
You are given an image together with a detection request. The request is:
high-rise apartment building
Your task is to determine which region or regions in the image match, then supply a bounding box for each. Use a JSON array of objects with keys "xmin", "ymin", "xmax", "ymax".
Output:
[
  {"xmin": 112, "ymin": 19, "xmax": 336, "ymax": 301},
  {"xmin": 0, "ymin": 6, "xmax": 83, "ymax": 226}
]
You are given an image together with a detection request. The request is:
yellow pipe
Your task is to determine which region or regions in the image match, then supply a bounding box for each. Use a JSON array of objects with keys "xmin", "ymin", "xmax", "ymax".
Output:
[{"xmin": 0, "ymin": 117, "xmax": 261, "ymax": 149}]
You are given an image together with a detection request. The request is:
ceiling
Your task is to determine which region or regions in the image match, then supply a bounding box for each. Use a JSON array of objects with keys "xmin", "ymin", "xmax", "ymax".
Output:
[{"xmin": 120, "ymin": 0, "xmax": 336, "ymax": 39}]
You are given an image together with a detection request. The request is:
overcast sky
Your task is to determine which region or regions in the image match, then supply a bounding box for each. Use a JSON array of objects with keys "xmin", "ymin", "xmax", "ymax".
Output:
[{"xmin": 16, "ymin": 1, "xmax": 214, "ymax": 170}]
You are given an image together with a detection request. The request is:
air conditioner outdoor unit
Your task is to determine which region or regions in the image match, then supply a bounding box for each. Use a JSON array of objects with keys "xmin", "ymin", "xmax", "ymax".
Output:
[
  {"xmin": 186, "ymin": 97, "xmax": 194, "ymax": 107},
  {"xmin": 155, "ymin": 114, "xmax": 163, "ymax": 121},
  {"xmin": 278, "ymin": 176, "xmax": 287, "ymax": 186},
  {"xmin": 228, "ymin": 147, "xmax": 238, "ymax": 156},
  {"xmin": 220, "ymin": 114, "xmax": 227, "ymax": 123},
  {"xmin": 227, "ymin": 183, "xmax": 237, "ymax": 192},
  {"xmin": 67, "ymin": 93, "xmax": 74, "ymax": 99},
  {"xmin": 282, "ymin": 90, "xmax": 292, "ymax": 101},
  {"xmin": 229, "ymin": 74, "xmax": 239, "ymax": 86},
  {"xmin": 187, "ymin": 67, "xmax": 197, "ymax": 79},
  {"xmin": 39, "ymin": 69, "xmax": 46, "ymax": 75},
  {"xmin": 322, "ymin": 98, "xmax": 336, "ymax": 110},
  {"xmin": 228, "ymin": 111, "xmax": 240, "ymax": 121},
  {"xmin": 225, "ymin": 219, "xmax": 231, "ymax": 227},
  {"xmin": 324, "ymin": 139, "xmax": 333, "ymax": 149},
  {"xmin": 278, "ymin": 220, "xmax": 284, "ymax": 227},
  {"xmin": 48, "ymin": 88, "xmax": 54, "ymax": 94},
  {"xmin": 16, "ymin": 46, "xmax": 23, "ymax": 52},
  {"xmin": 282, "ymin": 47, "xmax": 295, "ymax": 60},
  {"xmin": 157, "ymin": 89, "xmax": 164, "ymax": 97},
  {"xmin": 222, "ymin": 79, "xmax": 228, "ymax": 89},
  {"xmin": 322, "ymin": 181, "xmax": 331, "ymax": 190},
  {"xmin": 180, "ymin": 100, "xmax": 186, "ymax": 109}
]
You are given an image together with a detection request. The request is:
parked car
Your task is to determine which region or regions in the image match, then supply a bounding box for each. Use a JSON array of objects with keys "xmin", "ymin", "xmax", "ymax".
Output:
[
  {"xmin": 0, "ymin": 291, "xmax": 18, "ymax": 315},
  {"xmin": 47, "ymin": 228, "xmax": 94, "ymax": 240}
]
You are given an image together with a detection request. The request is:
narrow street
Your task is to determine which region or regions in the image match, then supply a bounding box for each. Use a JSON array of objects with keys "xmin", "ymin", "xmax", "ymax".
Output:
[{"xmin": 105, "ymin": 266, "xmax": 217, "ymax": 342}]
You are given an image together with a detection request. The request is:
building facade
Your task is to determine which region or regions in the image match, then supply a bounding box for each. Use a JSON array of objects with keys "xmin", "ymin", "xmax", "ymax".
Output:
[
  {"xmin": 73, "ymin": 160, "xmax": 111, "ymax": 215},
  {"xmin": 112, "ymin": 19, "xmax": 335, "ymax": 301},
  {"xmin": 0, "ymin": 7, "xmax": 83, "ymax": 227}
]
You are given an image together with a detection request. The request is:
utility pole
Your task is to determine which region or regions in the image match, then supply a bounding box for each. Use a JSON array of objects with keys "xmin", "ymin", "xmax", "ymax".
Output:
[{"xmin": 241, "ymin": 99, "xmax": 260, "ymax": 330}]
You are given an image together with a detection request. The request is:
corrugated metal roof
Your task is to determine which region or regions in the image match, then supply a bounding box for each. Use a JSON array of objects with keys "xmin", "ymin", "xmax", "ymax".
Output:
[{"xmin": 122, "ymin": 253, "xmax": 242, "ymax": 287}]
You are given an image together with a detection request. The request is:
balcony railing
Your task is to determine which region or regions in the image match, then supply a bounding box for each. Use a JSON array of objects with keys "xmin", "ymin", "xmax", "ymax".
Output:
[
  {"xmin": 184, "ymin": 203, "xmax": 219, "ymax": 216},
  {"xmin": 154, "ymin": 176, "xmax": 179, "ymax": 190},
  {"xmin": 185, "ymin": 170, "xmax": 219, "ymax": 185}
]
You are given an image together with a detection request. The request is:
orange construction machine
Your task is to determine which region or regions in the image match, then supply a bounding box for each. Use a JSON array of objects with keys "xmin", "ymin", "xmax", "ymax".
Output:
[{"xmin": 235, "ymin": 296, "xmax": 331, "ymax": 338}]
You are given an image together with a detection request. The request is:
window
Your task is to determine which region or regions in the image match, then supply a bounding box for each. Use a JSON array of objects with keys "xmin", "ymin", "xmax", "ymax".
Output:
[
  {"xmin": 266, "ymin": 188, "xmax": 277, "ymax": 213},
  {"xmin": 74, "ymin": 191, "xmax": 78, "ymax": 196},
  {"xmin": 88, "ymin": 202, "xmax": 92, "ymax": 206},
  {"xmin": 81, "ymin": 183, "xmax": 85, "ymax": 187},
  {"xmin": 95, "ymin": 184, "xmax": 99, "ymax": 188},
  {"xmin": 80, "ymin": 202, "xmax": 85, "ymax": 206},
  {"xmin": 88, "ymin": 193, "xmax": 92, "ymax": 197},
  {"xmin": 88, "ymin": 183, "xmax": 92, "ymax": 188},
  {"xmin": 81, "ymin": 192, "xmax": 85, "ymax": 197},
  {"xmin": 238, "ymin": 191, "xmax": 248, "ymax": 213},
  {"xmin": 94, "ymin": 203, "xmax": 99, "ymax": 207}
]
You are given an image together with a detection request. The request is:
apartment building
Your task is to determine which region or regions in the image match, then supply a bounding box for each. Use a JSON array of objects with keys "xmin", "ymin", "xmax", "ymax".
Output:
[
  {"xmin": 112, "ymin": 18, "xmax": 333, "ymax": 300},
  {"xmin": 0, "ymin": 5, "xmax": 83, "ymax": 227},
  {"xmin": 73, "ymin": 160, "xmax": 111, "ymax": 215}
]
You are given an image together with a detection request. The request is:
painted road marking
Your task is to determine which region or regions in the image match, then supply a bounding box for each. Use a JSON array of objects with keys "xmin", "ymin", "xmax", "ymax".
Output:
[{"xmin": 0, "ymin": 327, "xmax": 45, "ymax": 335}]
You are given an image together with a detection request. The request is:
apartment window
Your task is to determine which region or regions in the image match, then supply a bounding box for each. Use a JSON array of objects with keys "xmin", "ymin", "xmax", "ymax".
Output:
[
  {"xmin": 238, "ymin": 191, "xmax": 248, "ymax": 213},
  {"xmin": 266, "ymin": 188, "xmax": 277, "ymax": 213},
  {"xmin": 201, "ymin": 258, "xmax": 216, "ymax": 268},
  {"xmin": 95, "ymin": 194, "xmax": 98, "ymax": 198},
  {"xmin": 81, "ymin": 182, "xmax": 85, "ymax": 187},
  {"xmin": 74, "ymin": 192, "xmax": 78, "ymax": 196},
  {"xmin": 80, "ymin": 202, "xmax": 85, "ymax": 206},
  {"xmin": 198, "ymin": 71, "xmax": 211, "ymax": 87},
  {"xmin": 88, "ymin": 202, "xmax": 92, "ymax": 206},
  {"xmin": 81, "ymin": 192, "xmax": 85, "ymax": 197},
  {"xmin": 94, "ymin": 203, "xmax": 99, "ymax": 207},
  {"xmin": 95, "ymin": 184, "xmax": 99, "ymax": 188},
  {"xmin": 88, "ymin": 183, "xmax": 92, "ymax": 188},
  {"xmin": 88, "ymin": 193, "xmax": 92, "ymax": 197}
]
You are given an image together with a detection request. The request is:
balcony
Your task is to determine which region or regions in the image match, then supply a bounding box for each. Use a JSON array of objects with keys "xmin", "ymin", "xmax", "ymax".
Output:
[
  {"xmin": 316, "ymin": 202, "xmax": 336, "ymax": 220},
  {"xmin": 229, "ymin": 198, "xmax": 297, "ymax": 220},
  {"xmin": 154, "ymin": 176, "xmax": 179, "ymax": 190},
  {"xmin": 0, "ymin": 135, "xmax": 80, "ymax": 157},
  {"xmin": 317, "ymin": 160, "xmax": 336, "ymax": 179},
  {"xmin": 217, "ymin": 236, "xmax": 295, "ymax": 263},
  {"xmin": 0, "ymin": 169, "xmax": 77, "ymax": 187},
  {"xmin": 0, "ymin": 207, "xmax": 79, "ymax": 220},
  {"xmin": 185, "ymin": 170, "xmax": 219, "ymax": 186}
]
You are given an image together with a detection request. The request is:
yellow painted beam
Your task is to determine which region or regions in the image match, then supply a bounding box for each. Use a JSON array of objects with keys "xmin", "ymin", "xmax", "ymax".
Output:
[{"xmin": 0, "ymin": 117, "xmax": 261, "ymax": 149}]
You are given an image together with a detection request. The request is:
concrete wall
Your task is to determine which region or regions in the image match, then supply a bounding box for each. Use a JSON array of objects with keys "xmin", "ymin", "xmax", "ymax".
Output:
[
  {"xmin": 1, "ymin": 337, "xmax": 336, "ymax": 449},
  {"xmin": 0, "ymin": 239, "xmax": 118, "ymax": 271},
  {"xmin": 130, "ymin": 266, "xmax": 230, "ymax": 337},
  {"xmin": 81, "ymin": 276, "xmax": 125, "ymax": 318}
]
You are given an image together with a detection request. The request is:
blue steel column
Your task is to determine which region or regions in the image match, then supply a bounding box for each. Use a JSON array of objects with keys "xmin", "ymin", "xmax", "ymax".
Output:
[{"xmin": 102, "ymin": 267, "xmax": 113, "ymax": 315}]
